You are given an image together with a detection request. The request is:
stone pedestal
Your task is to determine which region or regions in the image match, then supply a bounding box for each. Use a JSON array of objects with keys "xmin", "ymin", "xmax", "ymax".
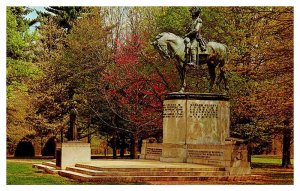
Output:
[
  {"xmin": 160, "ymin": 93, "xmax": 230, "ymax": 163},
  {"xmin": 56, "ymin": 141, "xmax": 91, "ymax": 169}
]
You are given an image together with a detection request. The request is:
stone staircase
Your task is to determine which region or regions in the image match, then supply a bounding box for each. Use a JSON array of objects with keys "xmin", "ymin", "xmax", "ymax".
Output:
[
  {"xmin": 32, "ymin": 160, "xmax": 59, "ymax": 174},
  {"xmin": 59, "ymin": 163, "xmax": 229, "ymax": 182},
  {"xmin": 33, "ymin": 159, "xmax": 234, "ymax": 182}
]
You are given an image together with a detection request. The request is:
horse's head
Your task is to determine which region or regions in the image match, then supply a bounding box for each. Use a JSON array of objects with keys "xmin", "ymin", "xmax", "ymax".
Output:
[
  {"xmin": 151, "ymin": 33, "xmax": 172, "ymax": 59},
  {"xmin": 152, "ymin": 32, "xmax": 185, "ymax": 61}
]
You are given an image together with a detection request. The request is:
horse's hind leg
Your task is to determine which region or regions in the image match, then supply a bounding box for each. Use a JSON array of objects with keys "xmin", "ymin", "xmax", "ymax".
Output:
[
  {"xmin": 216, "ymin": 66, "xmax": 227, "ymax": 92},
  {"xmin": 220, "ymin": 59, "xmax": 229, "ymax": 91},
  {"xmin": 216, "ymin": 58, "xmax": 229, "ymax": 92},
  {"xmin": 208, "ymin": 64, "xmax": 216, "ymax": 92},
  {"xmin": 216, "ymin": 69, "xmax": 222, "ymax": 91},
  {"xmin": 222, "ymin": 68, "xmax": 229, "ymax": 91}
]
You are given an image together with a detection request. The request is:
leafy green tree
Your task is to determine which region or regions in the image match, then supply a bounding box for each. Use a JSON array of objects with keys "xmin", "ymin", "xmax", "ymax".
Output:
[
  {"xmin": 155, "ymin": 7, "xmax": 191, "ymax": 37},
  {"xmin": 26, "ymin": 7, "xmax": 115, "ymax": 155},
  {"xmin": 36, "ymin": 6, "xmax": 84, "ymax": 31},
  {"xmin": 52, "ymin": 7, "xmax": 112, "ymax": 140},
  {"xmin": 29, "ymin": 17, "xmax": 68, "ymax": 144},
  {"xmin": 201, "ymin": 7, "xmax": 293, "ymax": 166},
  {"xmin": 6, "ymin": 6, "xmax": 43, "ymax": 154}
]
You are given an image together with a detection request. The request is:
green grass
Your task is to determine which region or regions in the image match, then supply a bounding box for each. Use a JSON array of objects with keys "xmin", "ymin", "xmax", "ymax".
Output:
[
  {"xmin": 252, "ymin": 156, "xmax": 282, "ymax": 164},
  {"xmin": 7, "ymin": 159, "xmax": 148, "ymax": 185},
  {"xmin": 7, "ymin": 156, "xmax": 293, "ymax": 185},
  {"xmin": 7, "ymin": 160, "xmax": 78, "ymax": 185},
  {"xmin": 251, "ymin": 155, "xmax": 294, "ymax": 167}
]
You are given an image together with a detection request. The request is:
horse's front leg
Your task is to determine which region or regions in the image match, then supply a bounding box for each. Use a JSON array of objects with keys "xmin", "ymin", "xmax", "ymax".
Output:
[
  {"xmin": 178, "ymin": 63, "xmax": 186, "ymax": 93},
  {"xmin": 208, "ymin": 64, "xmax": 216, "ymax": 92},
  {"xmin": 179, "ymin": 77, "xmax": 186, "ymax": 93}
]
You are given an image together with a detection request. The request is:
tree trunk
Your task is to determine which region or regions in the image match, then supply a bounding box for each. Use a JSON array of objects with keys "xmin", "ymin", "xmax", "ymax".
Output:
[
  {"xmin": 120, "ymin": 135, "xmax": 125, "ymax": 157},
  {"xmin": 87, "ymin": 116, "xmax": 91, "ymax": 144},
  {"xmin": 60, "ymin": 127, "xmax": 64, "ymax": 143},
  {"xmin": 130, "ymin": 133, "xmax": 138, "ymax": 159},
  {"xmin": 113, "ymin": 147, "xmax": 117, "ymax": 159},
  {"xmin": 247, "ymin": 143, "xmax": 252, "ymax": 168},
  {"xmin": 120, "ymin": 147, "xmax": 125, "ymax": 157},
  {"xmin": 281, "ymin": 128, "xmax": 292, "ymax": 168},
  {"xmin": 112, "ymin": 135, "xmax": 117, "ymax": 159}
]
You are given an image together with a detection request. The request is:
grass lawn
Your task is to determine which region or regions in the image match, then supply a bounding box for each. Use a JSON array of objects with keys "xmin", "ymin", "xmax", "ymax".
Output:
[
  {"xmin": 7, "ymin": 159, "xmax": 79, "ymax": 185},
  {"xmin": 6, "ymin": 155, "xmax": 293, "ymax": 185},
  {"xmin": 247, "ymin": 156, "xmax": 294, "ymax": 185},
  {"xmin": 7, "ymin": 159, "xmax": 140, "ymax": 185},
  {"xmin": 251, "ymin": 155, "xmax": 294, "ymax": 165}
]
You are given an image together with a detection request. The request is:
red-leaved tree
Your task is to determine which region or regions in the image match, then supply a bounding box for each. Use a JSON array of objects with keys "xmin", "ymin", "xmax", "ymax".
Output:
[{"xmin": 102, "ymin": 34, "xmax": 168, "ymax": 158}]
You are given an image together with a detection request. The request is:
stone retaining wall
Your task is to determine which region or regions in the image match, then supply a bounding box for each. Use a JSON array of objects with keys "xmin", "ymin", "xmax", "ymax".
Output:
[
  {"xmin": 140, "ymin": 141, "xmax": 162, "ymax": 160},
  {"xmin": 140, "ymin": 139, "xmax": 251, "ymax": 175}
]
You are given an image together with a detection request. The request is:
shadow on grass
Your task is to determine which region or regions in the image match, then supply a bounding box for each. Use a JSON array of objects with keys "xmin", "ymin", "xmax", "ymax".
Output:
[
  {"xmin": 251, "ymin": 162, "xmax": 293, "ymax": 169},
  {"xmin": 250, "ymin": 162, "xmax": 293, "ymax": 185}
]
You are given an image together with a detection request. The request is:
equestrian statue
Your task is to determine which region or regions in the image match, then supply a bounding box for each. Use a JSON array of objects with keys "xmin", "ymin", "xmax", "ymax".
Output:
[{"xmin": 152, "ymin": 7, "xmax": 228, "ymax": 93}]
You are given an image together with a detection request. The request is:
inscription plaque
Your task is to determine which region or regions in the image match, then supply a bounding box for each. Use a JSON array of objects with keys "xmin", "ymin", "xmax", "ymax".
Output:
[
  {"xmin": 146, "ymin": 147, "xmax": 162, "ymax": 155},
  {"xmin": 163, "ymin": 103, "xmax": 184, "ymax": 118},
  {"xmin": 188, "ymin": 150, "xmax": 224, "ymax": 159},
  {"xmin": 189, "ymin": 103, "xmax": 218, "ymax": 119}
]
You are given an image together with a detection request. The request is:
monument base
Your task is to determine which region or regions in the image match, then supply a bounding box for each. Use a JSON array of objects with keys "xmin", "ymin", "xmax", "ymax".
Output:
[
  {"xmin": 160, "ymin": 143, "xmax": 187, "ymax": 163},
  {"xmin": 141, "ymin": 139, "xmax": 251, "ymax": 176},
  {"xmin": 140, "ymin": 92, "xmax": 251, "ymax": 176},
  {"xmin": 56, "ymin": 141, "xmax": 91, "ymax": 169},
  {"xmin": 162, "ymin": 92, "xmax": 230, "ymax": 145}
]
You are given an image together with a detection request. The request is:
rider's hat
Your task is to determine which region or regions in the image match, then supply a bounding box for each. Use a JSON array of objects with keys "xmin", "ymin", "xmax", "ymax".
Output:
[{"xmin": 189, "ymin": 7, "xmax": 202, "ymax": 16}]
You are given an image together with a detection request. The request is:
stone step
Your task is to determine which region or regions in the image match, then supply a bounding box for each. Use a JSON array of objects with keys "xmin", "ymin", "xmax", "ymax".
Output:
[
  {"xmin": 75, "ymin": 163, "xmax": 226, "ymax": 172},
  {"xmin": 32, "ymin": 164, "xmax": 59, "ymax": 174},
  {"xmin": 42, "ymin": 161, "xmax": 57, "ymax": 168},
  {"xmin": 66, "ymin": 166, "xmax": 228, "ymax": 177},
  {"xmin": 58, "ymin": 170, "xmax": 233, "ymax": 182}
]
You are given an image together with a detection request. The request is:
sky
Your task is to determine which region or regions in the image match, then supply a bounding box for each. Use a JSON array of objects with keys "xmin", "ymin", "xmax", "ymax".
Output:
[
  {"xmin": 25, "ymin": 6, "xmax": 46, "ymax": 20},
  {"xmin": 25, "ymin": 6, "xmax": 46, "ymax": 32}
]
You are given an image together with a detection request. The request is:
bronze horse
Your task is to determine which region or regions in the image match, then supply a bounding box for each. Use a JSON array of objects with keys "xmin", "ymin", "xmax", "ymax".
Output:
[{"xmin": 152, "ymin": 32, "xmax": 228, "ymax": 93}]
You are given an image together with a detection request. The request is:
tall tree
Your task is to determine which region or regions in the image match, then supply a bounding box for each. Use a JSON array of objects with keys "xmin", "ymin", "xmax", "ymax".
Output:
[
  {"xmin": 29, "ymin": 16, "xmax": 68, "ymax": 144},
  {"xmin": 103, "ymin": 34, "xmax": 169, "ymax": 158},
  {"xmin": 201, "ymin": 7, "xmax": 293, "ymax": 166},
  {"xmin": 56, "ymin": 7, "xmax": 113, "ymax": 140},
  {"xmin": 155, "ymin": 7, "xmax": 191, "ymax": 37},
  {"xmin": 36, "ymin": 6, "xmax": 84, "ymax": 32},
  {"xmin": 248, "ymin": 7, "xmax": 293, "ymax": 167},
  {"xmin": 6, "ymin": 6, "xmax": 42, "ymax": 154}
]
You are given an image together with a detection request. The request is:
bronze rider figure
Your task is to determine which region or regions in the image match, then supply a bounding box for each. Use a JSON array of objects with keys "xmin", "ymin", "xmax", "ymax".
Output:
[{"xmin": 184, "ymin": 7, "xmax": 207, "ymax": 67}]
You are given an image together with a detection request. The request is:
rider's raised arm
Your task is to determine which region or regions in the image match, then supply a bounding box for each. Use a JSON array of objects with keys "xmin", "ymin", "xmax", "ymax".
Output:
[
  {"xmin": 194, "ymin": 18, "xmax": 202, "ymax": 33},
  {"xmin": 184, "ymin": 18, "xmax": 202, "ymax": 38}
]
